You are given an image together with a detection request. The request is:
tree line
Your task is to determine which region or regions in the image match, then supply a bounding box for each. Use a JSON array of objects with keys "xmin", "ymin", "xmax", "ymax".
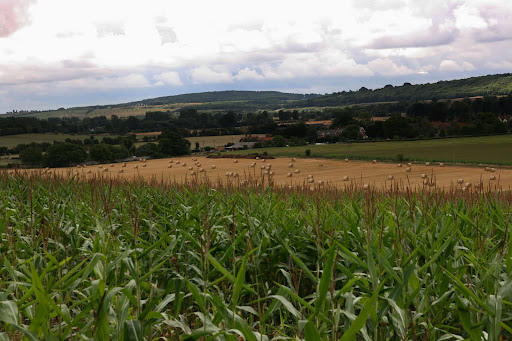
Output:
[
  {"xmin": 2, "ymin": 95, "xmax": 512, "ymax": 137},
  {"xmin": 14, "ymin": 130, "xmax": 191, "ymax": 168},
  {"xmin": 3, "ymin": 94, "xmax": 512, "ymax": 168}
]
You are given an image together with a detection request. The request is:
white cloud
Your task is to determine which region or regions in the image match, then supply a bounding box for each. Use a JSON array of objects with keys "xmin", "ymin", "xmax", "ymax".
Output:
[
  {"xmin": 260, "ymin": 50, "xmax": 373, "ymax": 80},
  {"xmin": 190, "ymin": 66, "xmax": 233, "ymax": 84},
  {"xmin": 439, "ymin": 59, "xmax": 475, "ymax": 72},
  {"xmin": 234, "ymin": 68, "xmax": 264, "ymax": 81},
  {"xmin": 153, "ymin": 71, "xmax": 183, "ymax": 86},
  {"xmin": 367, "ymin": 58, "xmax": 413, "ymax": 76},
  {"xmin": 454, "ymin": 3, "xmax": 488, "ymax": 29},
  {"xmin": 439, "ymin": 60, "xmax": 462, "ymax": 72},
  {"xmin": 462, "ymin": 61, "xmax": 475, "ymax": 71},
  {"xmin": 1, "ymin": 0, "xmax": 512, "ymax": 113}
]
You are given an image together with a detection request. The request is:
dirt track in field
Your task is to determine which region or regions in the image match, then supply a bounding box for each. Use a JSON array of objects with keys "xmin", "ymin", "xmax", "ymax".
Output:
[{"xmin": 38, "ymin": 156, "xmax": 512, "ymax": 191}]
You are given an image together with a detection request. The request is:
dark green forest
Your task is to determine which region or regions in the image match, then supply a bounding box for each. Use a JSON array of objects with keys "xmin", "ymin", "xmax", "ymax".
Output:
[{"xmin": 292, "ymin": 73, "xmax": 512, "ymax": 108}]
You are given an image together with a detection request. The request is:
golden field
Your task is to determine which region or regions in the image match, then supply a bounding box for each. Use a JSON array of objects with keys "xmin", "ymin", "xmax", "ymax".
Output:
[{"xmin": 23, "ymin": 156, "xmax": 512, "ymax": 191}]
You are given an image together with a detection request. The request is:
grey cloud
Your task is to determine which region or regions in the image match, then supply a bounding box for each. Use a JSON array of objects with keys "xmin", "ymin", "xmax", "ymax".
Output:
[
  {"xmin": 60, "ymin": 59, "xmax": 96, "ymax": 69},
  {"xmin": 154, "ymin": 15, "xmax": 167, "ymax": 24},
  {"xmin": 367, "ymin": 2, "xmax": 460, "ymax": 49},
  {"xmin": 227, "ymin": 19, "xmax": 264, "ymax": 32},
  {"xmin": 368, "ymin": 29, "xmax": 458, "ymax": 49},
  {"xmin": 472, "ymin": 6, "xmax": 512, "ymax": 43},
  {"xmin": 351, "ymin": 0, "xmax": 406, "ymax": 10},
  {"xmin": 96, "ymin": 21, "xmax": 125, "ymax": 38},
  {"xmin": 0, "ymin": 61, "xmax": 104, "ymax": 86},
  {"xmin": 409, "ymin": 0, "xmax": 461, "ymax": 19},
  {"xmin": 156, "ymin": 25, "xmax": 177, "ymax": 44},
  {"xmin": 0, "ymin": 0, "xmax": 35, "ymax": 37},
  {"xmin": 55, "ymin": 31, "xmax": 83, "ymax": 39}
]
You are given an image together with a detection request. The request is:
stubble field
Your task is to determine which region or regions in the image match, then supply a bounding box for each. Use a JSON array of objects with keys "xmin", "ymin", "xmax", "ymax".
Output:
[{"xmin": 36, "ymin": 155, "xmax": 512, "ymax": 191}]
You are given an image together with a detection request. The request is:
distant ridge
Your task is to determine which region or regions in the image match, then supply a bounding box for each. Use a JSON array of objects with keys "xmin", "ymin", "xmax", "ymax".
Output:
[
  {"xmin": 120, "ymin": 90, "xmax": 317, "ymax": 107},
  {"xmin": 58, "ymin": 90, "xmax": 320, "ymax": 113},
  {"xmin": 291, "ymin": 73, "xmax": 512, "ymax": 108},
  {"xmin": 7, "ymin": 73, "xmax": 512, "ymax": 119}
]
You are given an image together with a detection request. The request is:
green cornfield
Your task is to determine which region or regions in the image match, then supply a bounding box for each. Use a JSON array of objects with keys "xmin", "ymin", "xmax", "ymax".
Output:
[{"xmin": 0, "ymin": 171, "xmax": 511, "ymax": 340}]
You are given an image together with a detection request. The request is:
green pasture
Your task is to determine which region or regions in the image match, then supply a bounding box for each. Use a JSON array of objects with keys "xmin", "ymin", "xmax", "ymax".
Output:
[
  {"xmin": 236, "ymin": 135, "xmax": 512, "ymax": 165},
  {"xmin": 0, "ymin": 133, "xmax": 95, "ymax": 148},
  {"xmin": 0, "ymin": 157, "xmax": 18, "ymax": 166}
]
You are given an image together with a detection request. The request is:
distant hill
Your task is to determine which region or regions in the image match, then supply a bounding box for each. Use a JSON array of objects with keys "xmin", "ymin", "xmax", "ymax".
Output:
[
  {"xmin": 117, "ymin": 90, "xmax": 320, "ymax": 112},
  {"xmin": 8, "ymin": 91, "xmax": 320, "ymax": 119},
  {"xmin": 7, "ymin": 74, "xmax": 512, "ymax": 119},
  {"xmin": 120, "ymin": 90, "xmax": 318, "ymax": 107},
  {"xmin": 290, "ymin": 73, "xmax": 512, "ymax": 108}
]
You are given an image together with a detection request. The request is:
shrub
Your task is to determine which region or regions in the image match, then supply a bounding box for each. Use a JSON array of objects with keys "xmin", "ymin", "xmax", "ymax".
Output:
[
  {"xmin": 19, "ymin": 146, "xmax": 43, "ymax": 166},
  {"xmin": 43, "ymin": 142, "xmax": 87, "ymax": 167}
]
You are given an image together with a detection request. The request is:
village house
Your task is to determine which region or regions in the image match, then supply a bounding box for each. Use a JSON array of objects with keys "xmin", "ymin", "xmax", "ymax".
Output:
[
  {"xmin": 358, "ymin": 127, "xmax": 368, "ymax": 139},
  {"xmin": 498, "ymin": 115, "xmax": 511, "ymax": 123},
  {"xmin": 317, "ymin": 129, "xmax": 342, "ymax": 139}
]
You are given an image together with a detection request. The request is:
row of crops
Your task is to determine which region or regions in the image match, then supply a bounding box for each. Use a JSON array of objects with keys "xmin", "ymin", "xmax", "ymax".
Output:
[{"xmin": 0, "ymin": 172, "xmax": 511, "ymax": 340}]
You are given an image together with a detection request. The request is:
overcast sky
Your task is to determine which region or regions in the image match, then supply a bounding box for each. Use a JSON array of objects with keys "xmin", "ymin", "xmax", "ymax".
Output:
[{"xmin": 0, "ymin": 0, "xmax": 511, "ymax": 113}]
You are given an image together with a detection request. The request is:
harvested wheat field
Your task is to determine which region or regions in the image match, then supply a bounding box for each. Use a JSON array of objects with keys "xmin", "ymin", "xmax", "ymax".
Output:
[{"xmin": 27, "ymin": 156, "xmax": 512, "ymax": 191}]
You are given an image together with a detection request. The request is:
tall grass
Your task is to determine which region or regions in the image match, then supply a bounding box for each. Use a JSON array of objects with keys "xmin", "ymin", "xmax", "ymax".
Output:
[{"xmin": 0, "ymin": 171, "xmax": 511, "ymax": 340}]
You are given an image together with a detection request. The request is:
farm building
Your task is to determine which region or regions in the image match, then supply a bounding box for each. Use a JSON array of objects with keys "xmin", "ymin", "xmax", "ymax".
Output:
[{"xmin": 225, "ymin": 142, "xmax": 256, "ymax": 151}]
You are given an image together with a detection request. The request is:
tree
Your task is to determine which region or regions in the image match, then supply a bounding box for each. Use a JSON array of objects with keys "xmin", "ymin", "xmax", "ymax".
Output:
[
  {"xmin": 407, "ymin": 102, "xmax": 432, "ymax": 118},
  {"xmin": 358, "ymin": 111, "xmax": 373, "ymax": 127},
  {"xmin": 331, "ymin": 109, "xmax": 355, "ymax": 127},
  {"xmin": 449, "ymin": 100, "xmax": 470, "ymax": 121},
  {"xmin": 90, "ymin": 144, "xmax": 130, "ymax": 162},
  {"xmin": 125, "ymin": 116, "xmax": 140, "ymax": 130},
  {"xmin": 383, "ymin": 115, "xmax": 414, "ymax": 139},
  {"xmin": 158, "ymin": 131, "xmax": 191, "ymax": 156},
  {"xmin": 89, "ymin": 144, "xmax": 114, "ymax": 162},
  {"xmin": 281, "ymin": 122, "xmax": 308, "ymax": 139},
  {"xmin": 43, "ymin": 143, "xmax": 87, "ymax": 167},
  {"xmin": 135, "ymin": 143, "xmax": 158, "ymax": 157},
  {"xmin": 19, "ymin": 146, "xmax": 43, "ymax": 166},
  {"xmin": 429, "ymin": 102, "xmax": 448, "ymax": 122},
  {"xmin": 218, "ymin": 111, "xmax": 237, "ymax": 127},
  {"xmin": 341, "ymin": 125, "xmax": 360, "ymax": 140},
  {"xmin": 292, "ymin": 110, "xmax": 300, "ymax": 120},
  {"xmin": 278, "ymin": 110, "xmax": 292, "ymax": 121},
  {"xmin": 272, "ymin": 135, "xmax": 287, "ymax": 147}
]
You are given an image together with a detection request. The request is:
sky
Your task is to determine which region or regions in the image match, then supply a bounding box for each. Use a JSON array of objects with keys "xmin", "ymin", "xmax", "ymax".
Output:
[{"xmin": 0, "ymin": 0, "xmax": 512, "ymax": 114}]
